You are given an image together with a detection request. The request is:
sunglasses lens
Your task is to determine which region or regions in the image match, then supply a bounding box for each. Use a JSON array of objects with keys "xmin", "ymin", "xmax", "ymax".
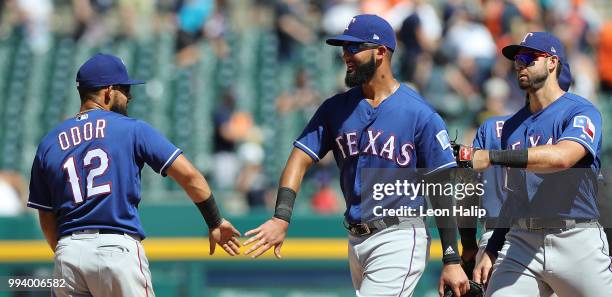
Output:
[
  {"xmin": 343, "ymin": 43, "xmax": 359, "ymax": 54},
  {"xmin": 515, "ymin": 53, "xmax": 535, "ymax": 67}
]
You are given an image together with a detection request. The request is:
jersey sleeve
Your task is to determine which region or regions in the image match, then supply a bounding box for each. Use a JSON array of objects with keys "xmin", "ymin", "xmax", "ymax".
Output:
[
  {"xmin": 416, "ymin": 112, "xmax": 457, "ymax": 174},
  {"xmin": 27, "ymin": 150, "xmax": 53, "ymax": 211},
  {"xmin": 294, "ymin": 101, "xmax": 333, "ymax": 162},
  {"xmin": 558, "ymin": 106, "xmax": 602, "ymax": 158},
  {"xmin": 472, "ymin": 122, "xmax": 486, "ymax": 149},
  {"xmin": 134, "ymin": 121, "xmax": 183, "ymax": 176}
]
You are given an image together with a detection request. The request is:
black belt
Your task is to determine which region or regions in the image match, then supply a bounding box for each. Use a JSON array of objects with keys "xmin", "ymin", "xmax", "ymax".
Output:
[
  {"xmin": 513, "ymin": 218, "xmax": 598, "ymax": 231},
  {"xmin": 98, "ymin": 229, "xmax": 129, "ymax": 235},
  {"xmin": 344, "ymin": 217, "xmax": 400, "ymax": 237}
]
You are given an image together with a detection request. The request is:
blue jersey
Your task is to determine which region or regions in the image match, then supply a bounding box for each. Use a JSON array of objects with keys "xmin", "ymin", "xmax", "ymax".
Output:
[
  {"xmin": 27, "ymin": 110, "xmax": 182, "ymax": 239},
  {"xmin": 473, "ymin": 115, "xmax": 511, "ymax": 218},
  {"xmin": 295, "ymin": 84, "xmax": 457, "ymax": 222},
  {"xmin": 500, "ymin": 93, "xmax": 602, "ymax": 219}
]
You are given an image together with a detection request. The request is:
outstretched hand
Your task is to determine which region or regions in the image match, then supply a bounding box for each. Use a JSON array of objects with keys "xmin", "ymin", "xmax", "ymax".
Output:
[
  {"xmin": 209, "ymin": 219, "xmax": 241, "ymax": 256},
  {"xmin": 243, "ymin": 218, "xmax": 289, "ymax": 259}
]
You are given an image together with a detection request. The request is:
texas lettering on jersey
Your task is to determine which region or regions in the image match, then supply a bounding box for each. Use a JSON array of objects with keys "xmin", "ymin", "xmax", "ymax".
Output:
[
  {"xmin": 294, "ymin": 84, "xmax": 457, "ymax": 222},
  {"xmin": 334, "ymin": 129, "xmax": 415, "ymax": 166}
]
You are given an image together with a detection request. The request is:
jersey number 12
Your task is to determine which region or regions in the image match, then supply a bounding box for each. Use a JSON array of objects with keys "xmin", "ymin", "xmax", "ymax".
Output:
[{"xmin": 62, "ymin": 148, "xmax": 111, "ymax": 203}]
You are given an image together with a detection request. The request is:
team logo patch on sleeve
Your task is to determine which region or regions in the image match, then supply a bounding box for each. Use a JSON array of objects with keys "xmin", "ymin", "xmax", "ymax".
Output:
[
  {"xmin": 573, "ymin": 115, "xmax": 595, "ymax": 142},
  {"xmin": 436, "ymin": 130, "xmax": 451, "ymax": 150}
]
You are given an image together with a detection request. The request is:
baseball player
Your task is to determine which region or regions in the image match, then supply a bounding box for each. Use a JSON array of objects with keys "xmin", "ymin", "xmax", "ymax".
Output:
[
  {"xmin": 457, "ymin": 115, "xmax": 511, "ymax": 277},
  {"xmin": 242, "ymin": 14, "xmax": 470, "ymax": 297},
  {"xmin": 464, "ymin": 32, "xmax": 612, "ymax": 296},
  {"xmin": 27, "ymin": 53, "xmax": 241, "ymax": 297},
  {"xmin": 458, "ymin": 62, "xmax": 574, "ymax": 280}
]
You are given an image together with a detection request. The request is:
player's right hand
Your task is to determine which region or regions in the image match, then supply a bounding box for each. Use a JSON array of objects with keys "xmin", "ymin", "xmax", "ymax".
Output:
[
  {"xmin": 473, "ymin": 250, "xmax": 495, "ymax": 285},
  {"xmin": 243, "ymin": 217, "xmax": 289, "ymax": 259},
  {"xmin": 439, "ymin": 263, "xmax": 470, "ymax": 297},
  {"xmin": 209, "ymin": 219, "xmax": 241, "ymax": 256}
]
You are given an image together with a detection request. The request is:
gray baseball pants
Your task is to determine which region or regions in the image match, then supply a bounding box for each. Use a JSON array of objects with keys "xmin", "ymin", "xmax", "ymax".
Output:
[
  {"xmin": 348, "ymin": 217, "xmax": 430, "ymax": 297},
  {"xmin": 52, "ymin": 229, "xmax": 155, "ymax": 297},
  {"xmin": 485, "ymin": 222, "xmax": 612, "ymax": 297}
]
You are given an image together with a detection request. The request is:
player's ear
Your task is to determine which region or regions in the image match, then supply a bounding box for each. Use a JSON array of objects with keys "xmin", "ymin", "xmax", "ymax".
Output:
[
  {"xmin": 375, "ymin": 46, "xmax": 387, "ymax": 62},
  {"xmin": 549, "ymin": 56, "xmax": 559, "ymax": 73},
  {"xmin": 103, "ymin": 86, "xmax": 112, "ymax": 103}
]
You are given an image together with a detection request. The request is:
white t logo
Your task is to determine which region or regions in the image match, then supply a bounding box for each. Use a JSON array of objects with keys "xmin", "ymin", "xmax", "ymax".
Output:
[{"xmin": 522, "ymin": 33, "xmax": 533, "ymax": 44}]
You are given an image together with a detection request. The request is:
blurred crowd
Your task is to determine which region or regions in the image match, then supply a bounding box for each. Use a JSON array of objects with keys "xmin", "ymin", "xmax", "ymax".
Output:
[{"xmin": 0, "ymin": 0, "xmax": 611, "ymax": 216}]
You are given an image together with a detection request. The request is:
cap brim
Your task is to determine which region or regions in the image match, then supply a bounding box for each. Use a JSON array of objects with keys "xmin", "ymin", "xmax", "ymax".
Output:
[
  {"xmin": 502, "ymin": 44, "xmax": 550, "ymax": 60},
  {"xmin": 125, "ymin": 79, "xmax": 146, "ymax": 85},
  {"xmin": 325, "ymin": 34, "xmax": 367, "ymax": 46}
]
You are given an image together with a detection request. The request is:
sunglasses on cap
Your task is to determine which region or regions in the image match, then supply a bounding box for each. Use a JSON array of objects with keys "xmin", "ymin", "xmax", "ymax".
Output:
[
  {"xmin": 342, "ymin": 42, "xmax": 381, "ymax": 55},
  {"xmin": 514, "ymin": 51, "xmax": 552, "ymax": 68}
]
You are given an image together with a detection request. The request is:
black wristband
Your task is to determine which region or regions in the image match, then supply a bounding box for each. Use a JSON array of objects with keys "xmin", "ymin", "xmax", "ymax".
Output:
[
  {"xmin": 273, "ymin": 187, "xmax": 297, "ymax": 223},
  {"xmin": 195, "ymin": 194, "xmax": 223, "ymax": 229},
  {"xmin": 489, "ymin": 149, "xmax": 528, "ymax": 168},
  {"xmin": 439, "ymin": 227, "xmax": 461, "ymax": 264}
]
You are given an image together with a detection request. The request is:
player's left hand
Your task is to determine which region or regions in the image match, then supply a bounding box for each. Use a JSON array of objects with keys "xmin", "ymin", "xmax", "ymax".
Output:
[
  {"xmin": 439, "ymin": 263, "xmax": 470, "ymax": 297},
  {"xmin": 209, "ymin": 219, "xmax": 241, "ymax": 256},
  {"xmin": 243, "ymin": 217, "xmax": 289, "ymax": 259}
]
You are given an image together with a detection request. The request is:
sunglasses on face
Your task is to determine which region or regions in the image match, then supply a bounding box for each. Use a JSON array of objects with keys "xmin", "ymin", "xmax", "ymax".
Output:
[
  {"xmin": 113, "ymin": 85, "xmax": 131, "ymax": 95},
  {"xmin": 342, "ymin": 42, "xmax": 380, "ymax": 55},
  {"xmin": 514, "ymin": 51, "xmax": 551, "ymax": 68}
]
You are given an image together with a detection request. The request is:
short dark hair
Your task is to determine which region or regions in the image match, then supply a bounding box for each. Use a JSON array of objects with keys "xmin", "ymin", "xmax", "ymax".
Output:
[
  {"xmin": 555, "ymin": 59, "xmax": 562, "ymax": 78},
  {"xmin": 386, "ymin": 48, "xmax": 393, "ymax": 61},
  {"xmin": 77, "ymin": 86, "xmax": 106, "ymax": 104}
]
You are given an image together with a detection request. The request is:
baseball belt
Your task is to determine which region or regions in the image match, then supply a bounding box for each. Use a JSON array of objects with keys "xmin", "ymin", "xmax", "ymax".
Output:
[
  {"xmin": 513, "ymin": 218, "xmax": 598, "ymax": 231},
  {"xmin": 344, "ymin": 217, "xmax": 402, "ymax": 236}
]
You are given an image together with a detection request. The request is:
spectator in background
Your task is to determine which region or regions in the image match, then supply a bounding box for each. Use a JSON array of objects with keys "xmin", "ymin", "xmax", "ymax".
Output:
[
  {"xmin": 481, "ymin": 0, "xmax": 523, "ymax": 49},
  {"xmin": 117, "ymin": 0, "xmax": 157, "ymax": 41},
  {"xmin": 0, "ymin": 170, "xmax": 26, "ymax": 216},
  {"xmin": 212, "ymin": 89, "xmax": 253, "ymax": 190},
  {"xmin": 599, "ymin": 21, "xmax": 612, "ymax": 96},
  {"xmin": 175, "ymin": 0, "xmax": 215, "ymax": 66},
  {"xmin": 309, "ymin": 155, "xmax": 340, "ymax": 214},
  {"xmin": 276, "ymin": 69, "xmax": 320, "ymax": 117},
  {"xmin": 236, "ymin": 141, "xmax": 268, "ymax": 209},
  {"xmin": 477, "ymin": 77, "xmax": 511, "ymax": 124},
  {"xmin": 73, "ymin": 0, "xmax": 115, "ymax": 46},
  {"xmin": 4, "ymin": 0, "xmax": 52, "ymax": 54},
  {"xmin": 598, "ymin": 20, "xmax": 612, "ymax": 163},
  {"xmin": 397, "ymin": 0, "xmax": 441, "ymax": 90},
  {"xmin": 203, "ymin": 0, "xmax": 231, "ymax": 58},
  {"xmin": 443, "ymin": 5, "xmax": 496, "ymax": 90},
  {"xmin": 360, "ymin": 0, "xmax": 412, "ymax": 30},
  {"xmin": 274, "ymin": 0, "xmax": 317, "ymax": 62},
  {"xmin": 321, "ymin": 0, "xmax": 359, "ymax": 35}
]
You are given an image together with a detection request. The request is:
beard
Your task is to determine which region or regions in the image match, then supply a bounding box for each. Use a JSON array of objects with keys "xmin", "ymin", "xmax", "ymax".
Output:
[
  {"xmin": 345, "ymin": 55, "xmax": 377, "ymax": 88},
  {"xmin": 110, "ymin": 102, "xmax": 128, "ymax": 116},
  {"xmin": 518, "ymin": 69, "xmax": 548, "ymax": 90}
]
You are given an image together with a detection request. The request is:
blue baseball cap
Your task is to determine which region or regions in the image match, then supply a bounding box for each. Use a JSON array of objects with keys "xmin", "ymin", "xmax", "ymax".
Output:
[
  {"xmin": 502, "ymin": 32, "xmax": 572, "ymax": 91},
  {"xmin": 502, "ymin": 32, "xmax": 566, "ymax": 62},
  {"xmin": 326, "ymin": 14, "xmax": 396, "ymax": 51},
  {"xmin": 76, "ymin": 53, "xmax": 145, "ymax": 88}
]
